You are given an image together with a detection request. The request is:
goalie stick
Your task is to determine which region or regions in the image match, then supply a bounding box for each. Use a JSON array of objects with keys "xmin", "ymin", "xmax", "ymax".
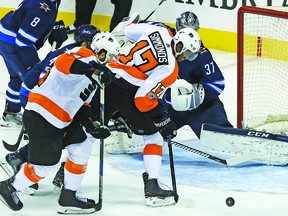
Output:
[{"xmin": 171, "ymin": 140, "xmax": 255, "ymax": 166}]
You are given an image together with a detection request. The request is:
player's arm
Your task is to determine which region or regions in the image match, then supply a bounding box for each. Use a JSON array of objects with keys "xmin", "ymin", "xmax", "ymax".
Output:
[
  {"xmin": 124, "ymin": 22, "xmax": 166, "ymax": 43},
  {"xmin": 199, "ymin": 47, "xmax": 225, "ymax": 99},
  {"xmin": 76, "ymin": 104, "xmax": 111, "ymax": 139}
]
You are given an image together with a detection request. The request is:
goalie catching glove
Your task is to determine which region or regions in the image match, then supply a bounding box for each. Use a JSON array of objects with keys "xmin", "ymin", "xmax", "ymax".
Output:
[
  {"xmin": 111, "ymin": 12, "xmax": 140, "ymax": 46},
  {"xmin": 170, "ymin": 79, "xmax": 205, "ymax": 111}
]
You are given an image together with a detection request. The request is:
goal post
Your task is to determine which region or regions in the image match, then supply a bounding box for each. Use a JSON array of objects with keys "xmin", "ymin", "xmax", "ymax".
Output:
[{"xmin": 237, "ymin": 6, "xmax": 288, "ymax": 134}]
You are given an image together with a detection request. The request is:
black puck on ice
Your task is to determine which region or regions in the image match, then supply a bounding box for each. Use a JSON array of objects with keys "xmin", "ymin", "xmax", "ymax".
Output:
[{"xmin": 225, "ymin": 197, "xmax": 235, "ymax": 207}]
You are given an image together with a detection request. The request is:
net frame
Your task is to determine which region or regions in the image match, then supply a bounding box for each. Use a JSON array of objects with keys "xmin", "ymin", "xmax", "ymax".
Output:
[{"xmin": 237, "ymin": 6, "xmax": 288, "ymax": 134}]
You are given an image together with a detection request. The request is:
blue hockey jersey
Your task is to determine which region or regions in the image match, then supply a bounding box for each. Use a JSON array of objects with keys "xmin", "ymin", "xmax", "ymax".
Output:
[
  {"xmin": 165, "ymin": 46, "xmax": 225, "ymax": 106},
  {"xmin": 0, "ymin": 0, "xmax": 60, "ymax": 49},
  {"xmin": 0, "ymin": 0, "xmax": 61, "ymax": 68}
]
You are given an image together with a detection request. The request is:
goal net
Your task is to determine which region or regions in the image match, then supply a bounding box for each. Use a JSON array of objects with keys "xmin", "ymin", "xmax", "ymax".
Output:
[{"xmin": 237, "ymin": 6, "xmax": 288, "ymax": 134}]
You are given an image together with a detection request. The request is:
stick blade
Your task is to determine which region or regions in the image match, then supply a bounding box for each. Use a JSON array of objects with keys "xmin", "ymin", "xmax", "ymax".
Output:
[
  {"xmin": 2, "ymin": 140, "xmax": 18, "ymax": 152},
  {"xmin": 94, "ymin": 202, "xmax": 102, "ymax": 212}
]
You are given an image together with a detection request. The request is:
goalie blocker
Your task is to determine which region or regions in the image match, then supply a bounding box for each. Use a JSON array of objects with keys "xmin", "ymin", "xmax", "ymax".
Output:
[{"xmin": 200, "ymin": 124, "xmax": 288, "ymax": 166}]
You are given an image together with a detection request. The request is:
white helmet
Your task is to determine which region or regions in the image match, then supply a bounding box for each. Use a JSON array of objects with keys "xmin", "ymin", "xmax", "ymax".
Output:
[
  {"xmin": 91, "ymin": 31, "xmax": 120, "ymax": 64},
  {"xmin": 172, "ymin": 27, "xmax": 201, "ymax": 61},
  {"xmin": 170, "ymin": 79, "xmax": 205, "ymax": 111}
]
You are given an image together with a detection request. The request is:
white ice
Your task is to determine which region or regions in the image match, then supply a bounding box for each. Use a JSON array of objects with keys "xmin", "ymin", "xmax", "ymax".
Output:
[{"xmin": 0, "ymin": 37, "xmax": 287, "ymax": 216}]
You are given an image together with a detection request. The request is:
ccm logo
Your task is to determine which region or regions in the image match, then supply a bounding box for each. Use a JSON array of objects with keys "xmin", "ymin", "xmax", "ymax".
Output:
[{"xmin": 247, "ymin": 131, "xmax": 270, "ymax": 138}]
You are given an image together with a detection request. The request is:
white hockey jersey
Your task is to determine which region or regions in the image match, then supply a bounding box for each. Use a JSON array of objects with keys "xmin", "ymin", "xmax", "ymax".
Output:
[
  {"xmin": 25, "ymin": 47, "xmax": 98, "ymax": 129},
  {"xmin": 107, "ymin": 23, "xmax": 178, "ymax": 113}
]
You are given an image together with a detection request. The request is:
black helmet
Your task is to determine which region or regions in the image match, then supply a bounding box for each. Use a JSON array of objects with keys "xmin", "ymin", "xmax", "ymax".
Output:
[{"xmin": 74, "ymin": 24, "xmax": 100, "ymax": 47}]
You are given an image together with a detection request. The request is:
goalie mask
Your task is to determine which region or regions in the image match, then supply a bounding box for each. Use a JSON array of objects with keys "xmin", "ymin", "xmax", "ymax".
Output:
[
  {"xmin": 170, "ymin": 79, "xmax": 205, "ymax": 111},
  {"xmin": 176, "ymin": 11, "xmax": 200, "ymax": 32}
]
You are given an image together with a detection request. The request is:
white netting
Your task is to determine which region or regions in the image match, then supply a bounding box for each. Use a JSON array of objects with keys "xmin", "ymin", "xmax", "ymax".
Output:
[
  {"xmin": 105, "ymin": 131, "xmax": 144, "ymax": 154},
  {"xmin": 239, "ymin": 7, "xmax": 288, "ymax": 134}
]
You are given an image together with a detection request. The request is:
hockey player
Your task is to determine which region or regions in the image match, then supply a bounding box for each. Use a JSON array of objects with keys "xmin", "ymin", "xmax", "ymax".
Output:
[
  {"xmin": 91, "ymin": 22, "xmax": 201, "ymax": 206},
  {"xmin": 19, "ymin": 24, "xmax": 101, "ymax": 108},
  {"xmin": 165, "ymin": 11, "xmax": 233, "ymax": 138},
  {"xmin": 0, "ymin": 0, "xmax": 68, "ymax": 127},
  {"xmin": 0, "ymin": 32, "xmax": 120, "ymax": 213},
  {"xmin": 4, "ymin": 24, "xmax": 101, "ymax": 193}
]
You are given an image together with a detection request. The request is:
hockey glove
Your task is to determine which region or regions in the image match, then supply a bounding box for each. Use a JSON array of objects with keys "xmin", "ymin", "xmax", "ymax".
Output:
[
  {"xmin": 113, "ymin": 118, "xmax": 133, "ymax": 138},
  {"xmin": 87, "ymin": 121, "xmax": 111, "ymax": 139},
  {"xmin": 89, "ymin": 61, "xmax": 112, "ymax": 88},
  {"xmin": 153, "ymin": 115, "xmax": 177, "ymax": 139},
  {"xmin": 48, "ymin": 20, "xmax": 68, "ymax": 49}
]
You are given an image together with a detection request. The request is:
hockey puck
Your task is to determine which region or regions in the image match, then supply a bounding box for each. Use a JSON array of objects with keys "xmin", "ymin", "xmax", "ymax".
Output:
[{"xmin": 225, "ymin": 197, "xmax": 235, "ymax": 207}]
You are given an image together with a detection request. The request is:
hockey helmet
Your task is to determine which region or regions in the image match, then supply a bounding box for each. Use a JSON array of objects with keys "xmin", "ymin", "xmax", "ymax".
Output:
[
  {"xmin": 176, "ymin": 11, "xmax": 200, "ymax": 32},
  {"xmin": 172, "ymin": 27, "xmax": 201, "ymax": 61},
  {"xmin": 74, "ymin": 24, "xmax": 100, "ymax": 48},
  {"xmin": 90, "ymin": 31, "xmax": 120, "ymax": 64}
]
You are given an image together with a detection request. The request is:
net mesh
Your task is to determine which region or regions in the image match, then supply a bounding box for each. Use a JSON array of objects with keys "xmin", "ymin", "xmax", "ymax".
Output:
[{"xmin": 240, "ymin": 7, "xmax": 288, "ymax": 134}]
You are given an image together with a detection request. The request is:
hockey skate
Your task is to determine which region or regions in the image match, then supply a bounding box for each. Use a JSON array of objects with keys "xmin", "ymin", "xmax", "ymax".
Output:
[
  {"xmin": 0, "ymin": 111, "xmax": 23, "ymax": 128},
  {"xmin": 5, "ymin": 152, "xmax": 39, "ymax": 195},
  {"xmin": 142, "ymin": 172, "xmax": 176, "ymax": 207},
  {"xmin": 58, "ymin": 188, "xmax": 96, "ymax": 214},
  {"xmin": 5, "ymin": 152, "xmax": 25, "ymax": 174},
  {"xmin": 0, "ymin": 177, "xmax": 23, "ymax": 211}
]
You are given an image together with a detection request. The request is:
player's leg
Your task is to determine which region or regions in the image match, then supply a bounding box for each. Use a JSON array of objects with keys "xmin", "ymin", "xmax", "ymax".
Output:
[
  {"xmin": 66, "ymin": 0, "xmax": 97, "ymax": 34},
  {"xmin": 0, "ymin": 41, "xmax": 39, "ymax": 128},
  {"xmin": 52, "ymin": 119, "xmax": 88, "ymax": 190},
  {"xmin": 58, "ymin": 139, "xmax": 96, "ymax": 214},
  {"xmin": 110, "ymin": 0, "xmax": 132, "ymax": 31},
  {"xmin": 0, "ymin": 110, "xmax": 64, "ymax": 211},
  {"xmin": 188, "ymin": 100, "xmax": 233, "ymax": 138},
  {"xmin": 109, "ymin": 83, "xmax": 175, "ymax": 206}
]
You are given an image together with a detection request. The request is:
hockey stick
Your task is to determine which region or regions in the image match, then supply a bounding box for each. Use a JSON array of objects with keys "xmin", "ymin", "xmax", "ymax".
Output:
[
  {"xmin": 2, "ymin": 42, "xmax": 57, "ymax": 152},
  {"xmin": 51, "ymin": 41, "xmax": 57, "ymax": 52},
  {"xmin": 2, "ymin": 126, "xmax": 25, "ymax": 152},
  {"xmin": 171, "ymin": 140, "xmax": 256, "ymax": 166},
  {"xmin": 166, "ymin": 137, "xmax": 179, "ymax": 203},
  {"xmin": 95, "ymin": 87, "xmax": 105, "ymax": 211},
  {"xmin": 0, "ymin": 159, "xmax": 14, "ymax": 177},
  {"xmin": 143, "ymin": 0, "xmax": 166, "ymax": 22}
]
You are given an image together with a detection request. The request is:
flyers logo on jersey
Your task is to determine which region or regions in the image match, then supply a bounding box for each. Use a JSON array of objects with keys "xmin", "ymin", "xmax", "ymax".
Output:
[{"xmin": 148, "ymin": 32, "xmax": 168, "ymax": 65}]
